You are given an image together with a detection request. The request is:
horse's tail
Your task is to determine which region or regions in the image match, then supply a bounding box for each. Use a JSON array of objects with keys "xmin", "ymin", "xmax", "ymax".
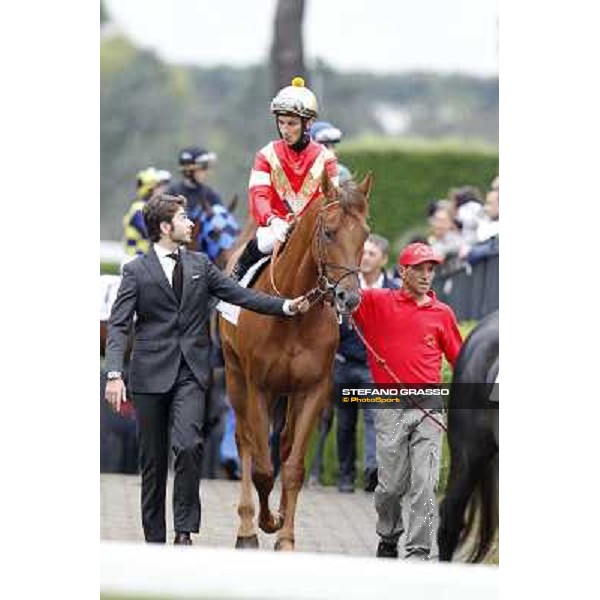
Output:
[{"xmin": 461, "ymin": 453, "xmax": 499, "ymax": 562}]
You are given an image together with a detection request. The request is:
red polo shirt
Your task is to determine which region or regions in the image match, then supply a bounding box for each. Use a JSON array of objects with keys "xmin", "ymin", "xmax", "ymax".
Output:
[{"xmin": 352, "ymin": 288, "xmax": 463, "ymax": 385}]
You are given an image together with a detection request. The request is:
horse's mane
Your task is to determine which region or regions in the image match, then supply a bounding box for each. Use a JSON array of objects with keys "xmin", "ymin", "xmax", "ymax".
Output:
[
  {"xmin": 274, "ymin": 181, "xmax": 368, "ymax": 267},
  {"xmin": 337, "ymin": 180, "xmax": 369, "ymax": 215}
]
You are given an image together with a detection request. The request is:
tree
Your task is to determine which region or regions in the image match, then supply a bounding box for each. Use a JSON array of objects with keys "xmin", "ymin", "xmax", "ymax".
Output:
[
  {"xmin": 101, "ymin": 1, "xmax": 109, "ymax": 24},
  {"xmin": 269, "ymin": 0, "xmax": 307, "ymax": 94}
]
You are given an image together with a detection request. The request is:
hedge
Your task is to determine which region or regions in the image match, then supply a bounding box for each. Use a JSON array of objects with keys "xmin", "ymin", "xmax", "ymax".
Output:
[{"xmin": 338, "ymin": 137, "xmax": 498, "ymax": 258}]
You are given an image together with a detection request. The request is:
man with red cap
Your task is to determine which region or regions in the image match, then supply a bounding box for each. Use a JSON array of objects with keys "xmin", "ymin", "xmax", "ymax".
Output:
[{"xmin": 352, "ymin": 242, "xmax": 462, "ymax": 561}]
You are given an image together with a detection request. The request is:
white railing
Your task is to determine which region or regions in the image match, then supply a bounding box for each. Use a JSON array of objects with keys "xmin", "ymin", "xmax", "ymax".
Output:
[
  {"xmin": 100, "ymin": 541, "xmax": 498, "ymax": 600},
  {"xmin": 100, "ymin": 240, "xmax": 126, "ymax": 264}
]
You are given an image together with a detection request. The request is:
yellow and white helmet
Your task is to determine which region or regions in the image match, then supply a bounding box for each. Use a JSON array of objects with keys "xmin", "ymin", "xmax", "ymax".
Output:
[
  {"xmin": 136, "ymin": 167, "xmax": 162, "ymax": 199},
  {"xmin": 270, "ymin": 76, "xmax": 318, "ymax": 119}
]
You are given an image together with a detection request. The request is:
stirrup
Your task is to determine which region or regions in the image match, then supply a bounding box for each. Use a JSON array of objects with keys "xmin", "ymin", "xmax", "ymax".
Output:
[{"xmin": 231, "ymin": 239, "xmax": 263, "ymax": 282}]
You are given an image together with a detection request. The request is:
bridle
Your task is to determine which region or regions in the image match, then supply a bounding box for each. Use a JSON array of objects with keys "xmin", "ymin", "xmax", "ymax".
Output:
[{"xmin": 270, "ymin": 200, "xmax": 365, "ymax": 310}]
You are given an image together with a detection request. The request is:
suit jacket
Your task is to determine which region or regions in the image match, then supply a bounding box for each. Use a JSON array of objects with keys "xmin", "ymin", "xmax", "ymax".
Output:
[{"xmin": 106, "ymin": 246, "xmax": 286, "ymax": 394}]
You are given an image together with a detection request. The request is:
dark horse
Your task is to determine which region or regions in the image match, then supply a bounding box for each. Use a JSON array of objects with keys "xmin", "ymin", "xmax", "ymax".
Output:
[
  {"xmin": 219, "ymin": 172, "xmax": 372, "ymax": 551},
  {"xmin": 438, "ymin": 310, "xmax": 499, "ymax": 562}
]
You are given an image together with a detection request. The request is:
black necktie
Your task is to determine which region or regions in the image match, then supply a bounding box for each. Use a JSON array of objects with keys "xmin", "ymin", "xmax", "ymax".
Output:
[{"xmin": 166, "ymin": 252, "xmax": 183, "ymax": 303}]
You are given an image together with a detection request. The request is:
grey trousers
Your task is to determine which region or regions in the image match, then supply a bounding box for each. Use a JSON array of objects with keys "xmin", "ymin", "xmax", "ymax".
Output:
[{"xmin": 374, "ymin": 408, "xmax": 443, "ymax": 559}]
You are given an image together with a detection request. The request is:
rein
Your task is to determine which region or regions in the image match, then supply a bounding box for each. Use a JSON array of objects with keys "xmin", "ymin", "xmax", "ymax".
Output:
[
  {"xmin": 348, "ymin": 313, "xmax": 448, "ymax": 433},
  {"xmin": 269, "ymin": 201, "xmax": 362, "ymax": 308}
]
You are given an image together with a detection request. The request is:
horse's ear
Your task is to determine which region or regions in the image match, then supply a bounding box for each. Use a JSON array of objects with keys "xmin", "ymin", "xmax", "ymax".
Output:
[
  {"xmin": 321, "ymin": 169, "xmax": 341, "ymax": 203},
  {"xmin": 357, "ymin": 171, "xmax": 374, "ymax": 201}
]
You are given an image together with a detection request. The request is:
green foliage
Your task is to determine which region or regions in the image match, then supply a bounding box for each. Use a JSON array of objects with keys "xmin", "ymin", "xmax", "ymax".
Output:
[
  {"xmin": 101, "ymin": 36, "xmax": 497, "ymax": 241},
  {"xmin": 101, "ymin": 262, "xmax": 120, "ymax": 275},
  {"xmin": 100, "ymin": 1, "xmax": 108, "ymax": 24},
  {"xmin": 100, "ymin": 35, "xmax": 137, "ymax": 76},
  {"xmin": 338, "ymin": 142, "xmax": 498, "ymax": 256}
]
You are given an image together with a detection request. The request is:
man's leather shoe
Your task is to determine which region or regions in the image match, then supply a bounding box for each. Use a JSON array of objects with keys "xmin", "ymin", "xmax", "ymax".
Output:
[
  {"xmin": 174, "ymin": 532, "xmax": 192, "ymax": 545},
  {"xmin": 376, "ymin": 540, "xmax": 398, "ymax": 558},
  {"xmin": 338, "ymin": 480, "xmax": 355, "ymax": 493}
]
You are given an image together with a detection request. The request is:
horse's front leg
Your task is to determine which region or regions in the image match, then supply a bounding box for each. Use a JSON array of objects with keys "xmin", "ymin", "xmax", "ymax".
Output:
[
  {"xmin": 251, "ymin": 388, "xmax": 282, "ymax": 534},
  {"xmin": 222, "ymin": 344, "xmax": 259, "ymax": 549},
  {"xmin": 275, "ymin": 383, "xmax": 329, "ymax": 551}
]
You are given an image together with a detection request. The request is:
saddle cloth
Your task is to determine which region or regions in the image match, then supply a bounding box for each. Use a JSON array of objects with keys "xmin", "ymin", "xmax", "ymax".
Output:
[
  {"xmin": 216, "ymin": 257, "xmax": 271, "ymax": 326},
  {"xmin": 100, "ymin": 275, "xmax": 122, "ymax": 321}
]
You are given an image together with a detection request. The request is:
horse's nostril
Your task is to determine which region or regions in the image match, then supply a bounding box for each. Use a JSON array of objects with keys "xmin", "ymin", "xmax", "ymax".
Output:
[{"xmin": 346, "ymin": 293, "xmax": 360, "ymax": 311}]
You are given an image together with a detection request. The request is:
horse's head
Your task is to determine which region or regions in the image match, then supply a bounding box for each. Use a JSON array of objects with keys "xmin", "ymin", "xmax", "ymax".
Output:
[{"xmin": 313, "ymin": 171, "xmax": 373, "ymax": 314}]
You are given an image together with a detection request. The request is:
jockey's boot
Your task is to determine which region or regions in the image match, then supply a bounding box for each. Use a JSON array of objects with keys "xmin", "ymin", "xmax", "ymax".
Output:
[{"xmin": 231, "ymin": 238, "xmax": 265, "ymax": 282}]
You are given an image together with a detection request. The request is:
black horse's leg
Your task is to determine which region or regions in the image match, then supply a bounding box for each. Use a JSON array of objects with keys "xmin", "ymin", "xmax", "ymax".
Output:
[
  {"xmin": 439, "ymin": 465, "xmax": 475, "ymax": 560},
  {"xmin": 438, "ymin": 438, "xmax": 488, "ymax": 561}
]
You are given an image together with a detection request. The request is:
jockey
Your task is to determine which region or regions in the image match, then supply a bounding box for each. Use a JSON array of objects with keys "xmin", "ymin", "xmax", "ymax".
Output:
[
  {"xmin": 168, "ymin": 146, "xmax": 224, "ymax": 250},
  {"xmin": 231, "ymin": 76, "xmax": 339, "ymax": 281},
  {"xmin": 123, "ymin": 167, "xmax": 172, "ymax": 256},
  {"xmin": 309, "ymin": 120, "xmax": 352, "ymax": 185}
]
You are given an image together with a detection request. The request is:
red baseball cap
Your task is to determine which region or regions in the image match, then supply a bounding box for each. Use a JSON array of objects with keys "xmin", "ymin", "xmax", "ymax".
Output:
[{"xmin": 398, "ymin": 243, "xmax": 443, "ymax": 267}]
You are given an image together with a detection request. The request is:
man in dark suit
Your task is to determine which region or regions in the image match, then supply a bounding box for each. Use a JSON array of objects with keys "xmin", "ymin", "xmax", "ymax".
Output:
[{"xmin": 105, "ymin": 193, "xmax": 308, "ymax": 545}]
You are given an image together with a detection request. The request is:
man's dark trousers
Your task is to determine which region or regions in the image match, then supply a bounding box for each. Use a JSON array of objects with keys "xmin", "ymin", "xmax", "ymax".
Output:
[
  {"xmin": 335, "ymin": 359, "xmax": 376, "ymax": 486},
  {"xmin": 133, "ymin": 358, "xmax": 206, "ymax": 543}
]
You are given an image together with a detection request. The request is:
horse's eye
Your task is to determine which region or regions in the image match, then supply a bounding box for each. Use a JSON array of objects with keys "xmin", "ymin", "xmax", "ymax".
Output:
[{"xmin": 324, "ymin": 228, "xmax": 334, "ymax": 241}]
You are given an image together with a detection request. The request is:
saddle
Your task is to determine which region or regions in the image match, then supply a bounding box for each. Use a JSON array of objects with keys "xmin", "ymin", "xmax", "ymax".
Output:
[{"xmin": 216, "ymin": 256, "xmax": 271, "ymax": 326}]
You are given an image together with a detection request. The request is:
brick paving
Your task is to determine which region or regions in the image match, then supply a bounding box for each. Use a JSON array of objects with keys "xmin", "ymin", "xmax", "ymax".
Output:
[{"xmin": 101, "ymin": 474, "xmax": 382, "ymax": 556}]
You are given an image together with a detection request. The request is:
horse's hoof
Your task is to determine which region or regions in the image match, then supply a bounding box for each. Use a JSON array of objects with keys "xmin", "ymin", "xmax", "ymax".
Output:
[
  {"xmin": 274, "ymin": 538, "xmax": 294, "ymax": 551},
  {"xmin": 259, "ymin": 513, "xmax": 283, "ymax": 534},
  {"xmin": 235, "ymin": 534, "xmax": 259, "ymax": 549}
]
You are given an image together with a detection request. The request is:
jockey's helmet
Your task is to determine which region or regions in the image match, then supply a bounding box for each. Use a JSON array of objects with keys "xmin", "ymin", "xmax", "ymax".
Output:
[
  {"xmin": 270, "ymin": 77, "xmax": 318, "ymax": 120},
  {"xmin": 310, "ymin": 121, "xmax": 342, "ymax": 145},
  {"xmin": 136, "ymin": 167, "xmax": 162, "ymax": 199},
  {"xmin": 178, "ymin": 146, "xmax": 217, "ymax": 170}
]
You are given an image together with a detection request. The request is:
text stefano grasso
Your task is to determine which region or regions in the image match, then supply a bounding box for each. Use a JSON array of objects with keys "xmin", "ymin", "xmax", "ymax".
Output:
[{"xmin": 341, "ymin": 388, "xmax": 449, "ymax": 396}]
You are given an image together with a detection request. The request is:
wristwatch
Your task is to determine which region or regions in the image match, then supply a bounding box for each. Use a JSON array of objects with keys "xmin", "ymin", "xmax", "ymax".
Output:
[{"xmin": 106, "ymin": 371, "xmax": 122, "ymax": 381}]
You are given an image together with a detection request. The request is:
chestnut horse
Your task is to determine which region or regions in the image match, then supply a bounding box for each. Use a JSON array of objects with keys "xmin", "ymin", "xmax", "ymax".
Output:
[{"xmin": 219, "ymin": 172, "xmax": 372, "ymax": 551}]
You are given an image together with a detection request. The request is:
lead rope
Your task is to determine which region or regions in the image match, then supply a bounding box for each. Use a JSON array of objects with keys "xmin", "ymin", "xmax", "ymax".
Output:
[
  {"xmin": 348, "ymin": 314, "xmax": 448, "ymax": 433},
  {"xmin": 269, "ymin": 239, "xmax": 284, "ymax": 296}
]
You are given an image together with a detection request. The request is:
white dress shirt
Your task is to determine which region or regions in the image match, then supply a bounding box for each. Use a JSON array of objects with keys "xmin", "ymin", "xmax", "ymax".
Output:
[
  {"xmin": 359, "ymin": 272, "xmax": 384, "ymax": 290},
  {"xmin": 154, "ymin": 243, "xmax": 180, "ymax": 287}
]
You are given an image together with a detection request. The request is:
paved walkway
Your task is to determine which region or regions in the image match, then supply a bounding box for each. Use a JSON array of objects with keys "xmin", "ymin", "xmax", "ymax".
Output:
[{"xmin": 101, "ymin": 475, "xmax": 382, "ymax": 556}]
